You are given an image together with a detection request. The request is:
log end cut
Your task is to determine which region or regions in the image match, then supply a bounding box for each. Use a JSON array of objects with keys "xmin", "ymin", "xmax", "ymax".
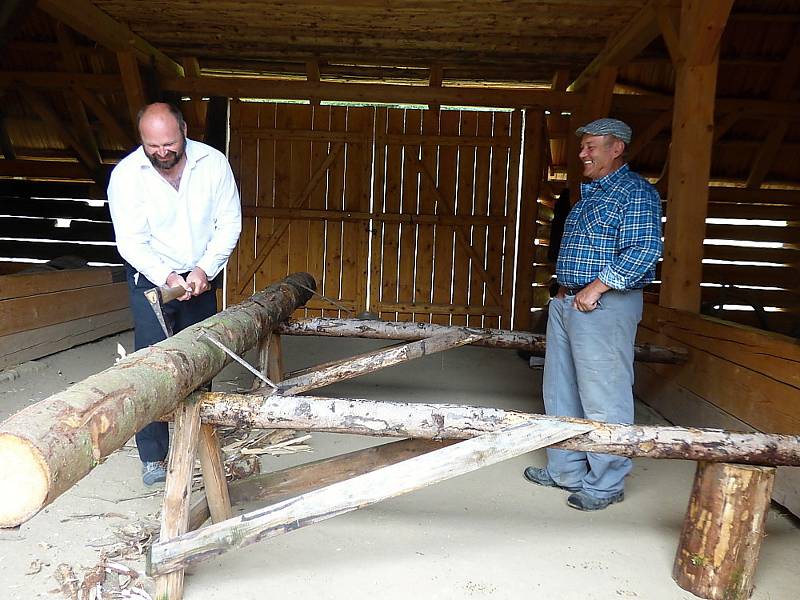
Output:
[{"xmin": 0, "ymin": 434, "xmax": 49, "ymax": 528}]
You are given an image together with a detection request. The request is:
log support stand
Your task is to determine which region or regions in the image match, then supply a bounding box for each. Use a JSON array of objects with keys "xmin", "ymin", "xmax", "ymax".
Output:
[{"xmin": 673, "ymin": 462, "xmax": 776, "ymax": 600}]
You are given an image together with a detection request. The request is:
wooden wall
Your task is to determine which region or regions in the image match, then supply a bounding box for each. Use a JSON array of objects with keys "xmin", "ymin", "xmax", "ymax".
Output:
[
  {"xmin": 635, "ymin": 302, "xmax": 800, "ymax": 516},
  {"xmin": 0, "ymin": 267, "xmax": 131, "ymax": 369}
]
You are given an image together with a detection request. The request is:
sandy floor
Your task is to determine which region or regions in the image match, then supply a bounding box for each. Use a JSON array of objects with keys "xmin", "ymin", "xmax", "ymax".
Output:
[{"xmin": 0, "ymin": 331, "xmax": 798, "ymax": 600}]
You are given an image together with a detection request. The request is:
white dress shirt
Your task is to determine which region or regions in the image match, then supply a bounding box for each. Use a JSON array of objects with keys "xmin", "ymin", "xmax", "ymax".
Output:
[{"xmin": 107, "ymin": 139, "xmax": 242, "ymax": 286}]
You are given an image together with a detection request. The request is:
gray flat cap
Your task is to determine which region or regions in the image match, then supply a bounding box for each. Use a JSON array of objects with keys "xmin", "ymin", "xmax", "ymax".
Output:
[{"xmin": 575, "ymin": 118, "xmax": 632, "ymax": 144}]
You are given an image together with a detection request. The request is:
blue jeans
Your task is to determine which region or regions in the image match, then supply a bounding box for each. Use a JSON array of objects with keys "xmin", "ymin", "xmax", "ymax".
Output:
[
  {"xmin": 126, "ymin": 264, "xmax": 218, "ymax": 462},
  {"xmin": 542, "ymin": 289, "xmax": 642, "ymax": 498}
]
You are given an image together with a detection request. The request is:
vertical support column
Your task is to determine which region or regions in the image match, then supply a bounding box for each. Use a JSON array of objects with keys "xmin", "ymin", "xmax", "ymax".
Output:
[
  {"xmin": 673, "ymin": 462, "xmax": 775, "ymax": 600},
  {"xmin": 659, "ymin": 0, "xmax": 734, "ymax": 312},
  {"xmin": 155, "ymin": 397, "xmax": 203, "ymax": 600},
  {"xmin": 513, "ymin": 110, "xmax": 545, "ymax": 331},
  {"xmin": 196, "ymin": 424, "xmax": 232, "ymax": 524},
  {"xmin": 117, "ymin": 51, "xmax": 147, "ymax": 133},
  {"xmin": 257, "ymin": 331, "xmax": 284, "ymax": 385}
]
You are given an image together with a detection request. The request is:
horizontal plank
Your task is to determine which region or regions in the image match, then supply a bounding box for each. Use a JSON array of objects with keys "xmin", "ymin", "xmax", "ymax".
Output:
[
  {"xmin": 0, "ymin": 240, "xmax": 122, "ymax": 264},
  {"xmin": 378, "ymin": 133, "xmax": 512, "ymax": 147},
  {"xmin": 242, "ymin": 206, "xmax": 506, "ymax": 225},
  {"xmin": 700, "ymin": 286, "xmax": 800, "ymax": 309},
  {"xmin": 373, "ymin": 302, "xmax": 503, "ymax": 316},
  {"xmin": 0, "ymin": 217, "xmax": 115, "ymax": 242},
  {"xmin": 702, "ymin": 244, "xmax": 800, "ymax": 265},
  {"xmin": 237, "ymin": 128, "xmax": 367, "ymax": 143},
  {"xmin": 0, "ymin": 308, "xmax": 132, "ymax": 370},
  {"xmin": 0, "ymin": 196, "xmax": 110, "ymax": 221},
  {"xmin": 0, "ymin": 159, "xmax": 96, "ymax": 180},
  {"xmin": 707, "ymin": 187, "xmax": 800, "ymax": 205},
  {"xmin": 657, "ymin": 263, "xmax": 800, "ymax": 289},
  {"xmin": 704, "ymin": 223, "xmax": 799, "ymax": 244},
  {"xmin": 0, "ymin": 281, "xmax": 129, "ymax": 337},
  {"xmin": 0, "ymin": 266, "xmax": 125, "ymax": 301},
  {"xmin": 703, "ymin": 310, "xmax": 799, "ymax": 338},
  {"xmin": 0, "ymin": 180, "xmax": 104, "ymax": 200},
  {"xmin": 705, "ymin": 202, "xmax": 800, "ymax": 222}
]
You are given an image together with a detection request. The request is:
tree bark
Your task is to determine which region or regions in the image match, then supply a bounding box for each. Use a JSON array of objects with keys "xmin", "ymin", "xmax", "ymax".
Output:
[
  {"xmin": 0, "ymin": 273, "xmax": 315, "ymax": 528},
  {"xmin": 275, "ymin": 317, "xmax": 688, "ymax": 364},
  {"xmin": 673, "ymin": 462, "xmax": 775, "ymax": 600},
  {"xmin": 148, "ymin": 419, "xmax": 594, "ymax": 576},
  {"xmin": 198, "ymin": 393, "xmax": 800, "ymax": 466}
]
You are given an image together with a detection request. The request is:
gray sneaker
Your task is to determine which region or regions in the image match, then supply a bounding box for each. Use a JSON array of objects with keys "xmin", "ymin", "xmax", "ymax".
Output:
[{"xmin": 142, "ymin": 461, "xmax": 167, "ymax": 486}]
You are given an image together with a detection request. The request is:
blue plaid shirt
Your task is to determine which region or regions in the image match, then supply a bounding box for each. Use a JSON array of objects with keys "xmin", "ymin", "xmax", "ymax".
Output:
[{"xmin": 556, "ymin": 164, "xmax": 662, "ymax": 290}]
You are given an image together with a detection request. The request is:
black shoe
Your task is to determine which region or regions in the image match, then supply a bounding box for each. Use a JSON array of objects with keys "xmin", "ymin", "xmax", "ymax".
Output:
[
  {"xmin": 566, "ymin": 490, "xmax": 624, "ymax": 511},
  {"xmin": 523, "ymin": 467, "xmax": 581, "ymax": 493}
]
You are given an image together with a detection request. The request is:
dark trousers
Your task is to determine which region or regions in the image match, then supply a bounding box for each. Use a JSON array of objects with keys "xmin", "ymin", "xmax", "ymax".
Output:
[{"xmin": 126, "ymin": 264, "xmax": 217, "ymax": 462}]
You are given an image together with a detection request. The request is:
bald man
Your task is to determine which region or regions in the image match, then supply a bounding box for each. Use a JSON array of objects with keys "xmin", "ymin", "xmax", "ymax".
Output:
[{"xmin": 108, "ymin": 102, "xmax": 241, "ymax": 485}]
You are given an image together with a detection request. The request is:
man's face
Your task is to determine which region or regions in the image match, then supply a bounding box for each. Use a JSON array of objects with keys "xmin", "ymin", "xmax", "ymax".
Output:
[
  {"xmin": 578, "ymin": 134, "xmax": 624, "ymax": 180},
  {"xmin": 140, "ymin": 117, "xmax": 186, "ymax": 171}
]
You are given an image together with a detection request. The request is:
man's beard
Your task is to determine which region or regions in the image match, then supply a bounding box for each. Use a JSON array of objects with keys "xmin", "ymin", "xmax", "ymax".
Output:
[{"xmin": 146, "ymin": 136, "xmax": 185, "ymax": 171}]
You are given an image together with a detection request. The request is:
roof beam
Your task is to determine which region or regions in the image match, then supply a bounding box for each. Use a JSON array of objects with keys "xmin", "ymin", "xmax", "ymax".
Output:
[
  {"xmin": 37, "ymin": 0, "xmax": 184, "ymax": 78},
  {"xmin": 71, "ymin": 84, "xmax": 135, "ymax": 150},
  {"xmin": 569, "ymin": 1, "xmax": 661, "ymax": 91},
  {"xmin": 0, "ymin": 1, "xmax": 37, "ymax": 51},
  {"xmin": 117, "ymin": 52, "xmax": 148, "ymax": 132}
]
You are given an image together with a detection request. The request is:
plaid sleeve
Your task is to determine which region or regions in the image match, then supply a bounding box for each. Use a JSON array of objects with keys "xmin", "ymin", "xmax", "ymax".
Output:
[{"xmin": 598, "ymin": 183, "xmax": 662, "ymax": 289}]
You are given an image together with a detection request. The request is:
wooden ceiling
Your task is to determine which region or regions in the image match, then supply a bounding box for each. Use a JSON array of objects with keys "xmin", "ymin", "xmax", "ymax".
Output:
[{"xmin": 0, "ymin": 0, "xmax": 799, "ymax": 188}]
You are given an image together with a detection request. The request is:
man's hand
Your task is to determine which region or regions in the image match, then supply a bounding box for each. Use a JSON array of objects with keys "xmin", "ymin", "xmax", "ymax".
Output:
[
  {"xmin": 555, "ymin": 285, "xmax": 567, "ymax": 299},
  {"xmin": 165, "ymin": 271, "xmax": 193, "ymax": 301},
  {"xmin": 574, "ymin": 279, "xmax": 610, "ymax": 312},
  {"xmin": 185, "ymin": 267, "xmax": 210, "ymax": 297}
]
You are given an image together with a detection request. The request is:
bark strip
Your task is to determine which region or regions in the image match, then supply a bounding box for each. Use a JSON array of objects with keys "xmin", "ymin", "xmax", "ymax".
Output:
[
  {"xmin": 0, "ymin": 273, "xmax": 315, "ymax": 528},
  {"xmin": 148, "ymin": 420, "xmax": 594, "ymax": 576},
  {"xmin": 198, "ymin": 392, "xmax": 800, "ymax": 466},
  {"xmin": 276, "ymin": 317, "xmax": 688, "ymax": 364}
]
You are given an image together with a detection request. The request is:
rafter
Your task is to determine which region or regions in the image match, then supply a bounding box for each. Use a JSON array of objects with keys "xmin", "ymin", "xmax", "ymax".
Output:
[
  {"xmin": 117, "ymin": 52, "xmax": 148, "ymax": 131},
  {"xmin": 38, "ymin": 0, "xmax": 184, "ymax": 78},
  {"xmin": 569, "ymin": 1, "xmax": 662, "ymax": 92},
  {"xmin": 0, "ymin": 1, "xmax": 36, "ymax": 51},
  {"xmin": 17, "ymin": 85, "xmax": 101, "ymax": 179},
  {"xmin": 71, "ymin": 84, "xmax": 135, "ymax": 149}
]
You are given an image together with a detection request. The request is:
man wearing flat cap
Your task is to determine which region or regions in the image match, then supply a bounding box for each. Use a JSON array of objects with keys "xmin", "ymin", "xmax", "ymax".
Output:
[{"xmin": 523, "ymin": 118, "xmax": 662, "ymax": 511}]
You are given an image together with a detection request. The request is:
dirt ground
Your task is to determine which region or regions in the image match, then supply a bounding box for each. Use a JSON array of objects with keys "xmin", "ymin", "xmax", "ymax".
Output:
[{"xmin": 0, "ymin": 330, "xmax": 798, "ymax": 600}]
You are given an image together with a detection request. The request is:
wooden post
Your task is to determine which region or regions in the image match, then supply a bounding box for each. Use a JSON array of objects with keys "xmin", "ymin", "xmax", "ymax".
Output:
[
  {"xmin": 154, "ymin": 397, "xmax": 203, "ymax": 600},
  {"xmin": 659, "ymin": 0, "xmax": 734, "ymax": 312},
  {"xmin": 148, "ymin": 420, "xmax": 595, "ymax": 576},
  {"xmin": 673, "ymin": 462, "xmax": 775, "ymax": 600},
  {"xmin": 196, "ymin": 425, "xmax": 232, "ymax": 524}
]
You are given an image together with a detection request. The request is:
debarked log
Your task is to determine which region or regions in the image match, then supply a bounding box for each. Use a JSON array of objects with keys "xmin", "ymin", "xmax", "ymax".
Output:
[
  {"xmin": 275, "ymin": 317, "xmax": 688, "ymax": 364},
  {"xmin": 0, "ymin": 273, "xmax": 316, "ymax": 528},
  {"xmin": 198, "ymin": 393, "xmax": 800, "ymax": 466}
]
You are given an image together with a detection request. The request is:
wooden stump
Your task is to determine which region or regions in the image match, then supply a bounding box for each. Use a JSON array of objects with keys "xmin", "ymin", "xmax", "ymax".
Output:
[{"xmin": 673, "ymin": 462, "xmax": 775, "ymax": 600}]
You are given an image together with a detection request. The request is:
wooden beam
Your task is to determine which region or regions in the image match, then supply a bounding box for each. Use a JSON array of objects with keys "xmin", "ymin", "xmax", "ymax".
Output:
[
  {"xmin": 654, "ymin": 2, "xmax": 683, "ymax": 65},
  {"xmin": 55, "ymin": 23, "xmax": 101, "ymax": 169},
  {"xmin": 628, "ymin": 109, "xmax": 672, "ymax": 160},
  {"xmin": 569, "ymin": 1, "xmax": 660, "ymax": 91},
  {"xmin": 37, "ymin": 0, "xmax": 183, "ymax": 77},
  {"xmin": 180, "ymin": 57, "xmax": 207, "ymax": 135},
  {"xmin": 428, "ymin": 64, "xmax": 443, "ymax": 111},
  {"xmin": 306, "ymin": 59, "xmax": 321, "ymax": 106},
  {"xmin": 16, "ymin": 85, "xmax": 101, "ymax": 178},
  {"xmin": 0, "ymin": 104, "xmax": 15, "ymax": 160},
  {"xmin": 71, "ymin": 85, "xmax": 135, "ymax": 149},
  {"xmin": 117, "ymin": 51, "xmax": 148, "ymax": 132},
  {"xmin": 745, "ymin": 30, "xmax": 800, "ymax": 189},
  {"xmin": 162, "ymin": 76, "xmax": 583, "ymax": 111},
  {"xmin": 148, "ymin": 420, "xmax": 594, "ymax": 576},
  {"xmin": 0, "ymin": 1, "xmax": 36, "ymax": 50},
  {"xmin": 659, "ymin": 0, "xmax": 733, "ymax": 312}
]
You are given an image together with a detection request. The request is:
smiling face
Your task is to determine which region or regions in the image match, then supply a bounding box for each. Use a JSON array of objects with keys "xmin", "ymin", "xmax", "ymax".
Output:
[
  {"xmin": 139, "ymin": 105, "xmax": 187, "ymax": 172},
  {"xmin": 578, "ymin": 134, "xmax": 625, "ymax": 180}
]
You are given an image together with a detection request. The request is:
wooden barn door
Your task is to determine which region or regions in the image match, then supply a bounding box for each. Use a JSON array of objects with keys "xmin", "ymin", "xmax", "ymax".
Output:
[
  {"xmin": 227, "ymin": 101, "xmax": 373, "ymax": 317},
  {"xmin": 370, "ymin": 108, "xmax": 522, "ymax": 328}
]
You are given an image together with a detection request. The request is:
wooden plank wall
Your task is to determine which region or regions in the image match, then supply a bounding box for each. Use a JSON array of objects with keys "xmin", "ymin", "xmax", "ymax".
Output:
[
  {"xmin": 227, "ymin": 101, "xmax": 372, "ymax": 317},
  {"xmin": 370, "ymin": 108, "xmax": 522, "ymax": 328},
  {"xmin": 228, "ymin": 102, "xmax": 533, "ymax": 328},
  {"xmin": 0, "ymin": 183, "xmax": 122, "ymax": 268},
  {"xmin": 0, "ymin": 267, "xmax": 131, "ymax": 370},
  {"xmin": 634, "ymin": 302, "xmax": 800, "ymax": 516}
]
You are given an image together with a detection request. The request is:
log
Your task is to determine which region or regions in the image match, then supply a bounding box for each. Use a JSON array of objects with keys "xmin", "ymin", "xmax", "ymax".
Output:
[
  {"xmin": 276, "ymin": 317, "xmax": 688, "ymax": 364},
  {"xmin": 673, "ymin": 462, "xmax": 775, "ymax": 600},
  {"xmin": 148, "ymin": 419, "xmax": 595, "ymax": 576},
  {"xmin": 0, "ymin": 272, "xmax": 315, "ymax": 528},
  {"xmin": 277, "ymin": 329, "xmax": 486, "ymax": 395},
  {"xmin": 198, "ymin": 393, "xmax": 800, "ymax": 466},
  {"xmin": 188, "ymin": 438, "xmax": 454, "ymax": 530}
]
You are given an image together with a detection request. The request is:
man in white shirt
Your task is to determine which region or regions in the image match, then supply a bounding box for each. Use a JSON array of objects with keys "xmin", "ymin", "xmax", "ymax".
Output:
[{"xmin": 108, "ymin": 102, "xmax": 241, "ymax": 485}]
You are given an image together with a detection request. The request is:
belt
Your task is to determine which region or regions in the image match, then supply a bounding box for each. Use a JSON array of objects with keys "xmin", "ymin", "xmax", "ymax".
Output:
[{"xmin": 563, "ymin": 285, "xmax": 588, "ymax": 296}]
